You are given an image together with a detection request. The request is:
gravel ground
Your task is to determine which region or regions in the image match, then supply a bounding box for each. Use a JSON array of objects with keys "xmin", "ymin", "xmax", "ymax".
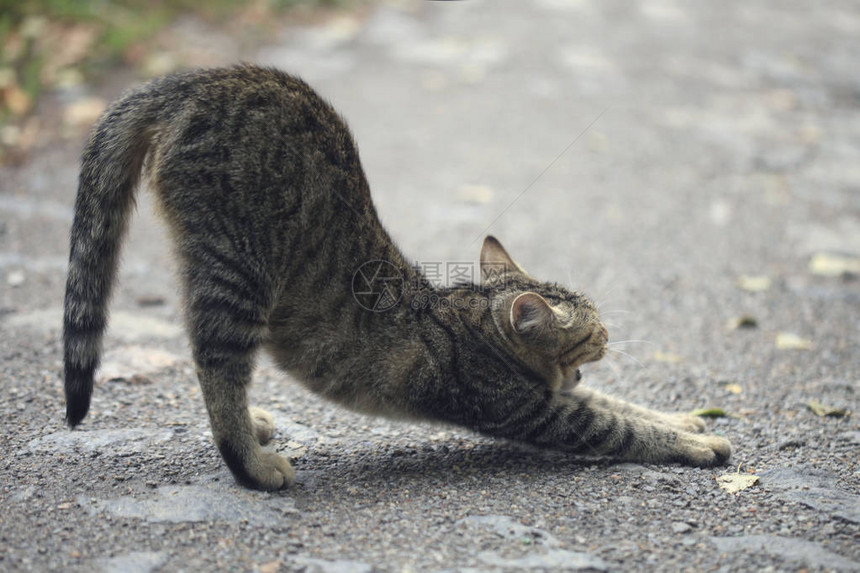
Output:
[{"xmin": 1, "ymin": 1, "xmax": 859, "ymax": 572}]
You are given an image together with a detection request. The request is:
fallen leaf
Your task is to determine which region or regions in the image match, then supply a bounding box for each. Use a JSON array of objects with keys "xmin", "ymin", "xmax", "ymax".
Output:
[
  {"xmin": 722, "ymin": 383, "xmax": 743, "ymax": 395},
  {"xmin": 136, "ymin": 295, "xmax": 166, "ymax": 307},
  {"xmin": 284, "ymin": 440, "xmax": 308, "ymax": 460},
  {"xmin": 727, "ymin": 315, "xmax": 758, "ymax": 330},
  {"xmin": 458, "ymin": 184, "xmax": 494, "ymax": 204},
  {"xmin": 808, "ymin": 400, "xmax": 849, "ymax": 418},
  {"xmin": 64, "ymin": 97, "xmax": 107, "ymax": 128},
  {"xmin": 654, "ymin": 351, "xmax": 683, "ymax": 363},
  {"xmin": 258, "ymin": 560, "xmax": 282, "ymax": 573},
  {"xmin": 691, "ymin": 408, "xmax": 727, "ymax": 418},
  {"xmin": 775, "ymin": 332, "xmax": 814, "ymax": 350},
  {"xmin": 808, "ymin": 253, "xmax": 860, "ymax": 277},
  {"xmin": 587, "ymin": 131, "xmax": 610, "ymax": 153},
  {"xmin": 717, "ymin": 468, "xmax": 759, "ymax": 493},
  {"xmin": 736, "ymin": 275, "xmax": 771, "ymax": 292},
  {"xmin": 3, "ymin": 85, "xmax": 32, "ymax": 116}
]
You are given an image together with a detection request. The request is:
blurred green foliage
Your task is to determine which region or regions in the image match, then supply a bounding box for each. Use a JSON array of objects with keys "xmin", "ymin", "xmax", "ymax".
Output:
[{"xmin": 0, "ymin": 0, "xmax": 344, "ymax": 127}]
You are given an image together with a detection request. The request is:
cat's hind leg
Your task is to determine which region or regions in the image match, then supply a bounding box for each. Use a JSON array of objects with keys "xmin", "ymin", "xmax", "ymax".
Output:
[
  {"xmin": 184, "ymin": 264, "xmax": 294, "ymax": 491},
  {"xmin": 196, "ymin": 364, "xmax": 294, "ymax": 490}
]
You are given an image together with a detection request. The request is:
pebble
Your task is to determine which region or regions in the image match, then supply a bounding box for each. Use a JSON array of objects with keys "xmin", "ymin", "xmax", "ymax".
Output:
[{"xmin": 672, "ymin": 522, "xmax": 693, "ymax": 534}]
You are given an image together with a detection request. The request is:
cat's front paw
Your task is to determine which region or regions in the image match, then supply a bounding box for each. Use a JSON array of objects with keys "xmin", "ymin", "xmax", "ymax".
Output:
[{"xmin": 675, "ymin": 433, "xmax": 731, "ymax": 467}]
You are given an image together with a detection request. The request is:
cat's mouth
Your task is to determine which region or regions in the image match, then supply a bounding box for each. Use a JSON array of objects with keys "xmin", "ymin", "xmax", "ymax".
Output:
[
  {"xmin": 558, "ymin": 325, "xmax": 608, "ymax": 373},
  {"xmin": 563, "ymin": 367, "xmax": 582, "ymax": 382}
]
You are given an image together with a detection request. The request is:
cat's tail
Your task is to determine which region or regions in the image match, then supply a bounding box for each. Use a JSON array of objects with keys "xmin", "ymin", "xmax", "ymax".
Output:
[{"xmin": 63, "ymin": 88, "xmax": 161, "ymax": 427}]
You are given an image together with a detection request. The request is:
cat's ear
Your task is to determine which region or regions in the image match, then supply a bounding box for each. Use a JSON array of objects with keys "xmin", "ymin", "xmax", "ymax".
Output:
[
  {"xmin": 510, "ymin": 292, "xmax": 554, "ymax": 334},
  {"xmin": 480, "ymin": 235, "xmax": 526, "ymax": 282}
]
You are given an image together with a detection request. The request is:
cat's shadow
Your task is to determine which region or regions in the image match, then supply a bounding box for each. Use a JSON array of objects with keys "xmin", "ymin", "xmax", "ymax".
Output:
[{"xmin": 290, "ymin": 438, "xmax": 616, "ymax": 493}]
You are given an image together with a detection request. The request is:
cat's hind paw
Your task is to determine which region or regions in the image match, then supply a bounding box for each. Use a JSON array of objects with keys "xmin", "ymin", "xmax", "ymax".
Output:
[
  {"xmin": 218, "ymin": 440, "xmax": 296, "ymax": 490},
  {"xmin": 255, "ymin": 452, "xmax": 296, "ymax": 490}
]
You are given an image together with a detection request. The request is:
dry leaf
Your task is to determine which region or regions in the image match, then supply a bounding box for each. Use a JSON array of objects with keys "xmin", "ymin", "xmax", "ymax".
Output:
[
  {"xmin": 727, "ymin": 315, "xmax": 758, "ymax": 330},
  {"xmin": 691, "ymin": 408, "xmax": 727, "ymax": 418},
  {"xmin": 736, "ymin": 275, "xmax": 771, "ymax": 292},
  {"xmin": 284, "ymin": 440, "xmax": 308, "ymax": 459},
  {"xmin": 64, "ymin": 97, "xmax": 107, "ymax": 128},
  {"xmin": 808, "ymin": 253, "xmax": 860, "ymax": 277},
  {"xmin": 258, "ymin": 560, "xmax": 282, "ymax": 573},
  {"xmin": 722, "ymin": 383, "xmax": 743, "ymax": 395},
  {"xmin": 3, "ymin": 85, "xmax": 32, "ymax": 116},
  {"xmin": 136, "ymin": 295, "xmax": 166, "ymax": 307},
  {"xmin": 587, "ymin": 131, "xmax": 610, "ymax": 153},
  {"xmin": 458, "ymin": 184, "xmax": 494, "ymax": 204},
  {"xmin": 775, "ymin": 332, "xmax": 814, "ymax": 350},
  {"xmin": 654, "ymin": 351, "xmax": 683, "ymax": 364},
  {"xmin": 717, "ymin": 467, "xmax": 759, "ymax": 493},
  {"xmin": 808, "ymin": 400, "xmax": 849, "ymax": 418}
]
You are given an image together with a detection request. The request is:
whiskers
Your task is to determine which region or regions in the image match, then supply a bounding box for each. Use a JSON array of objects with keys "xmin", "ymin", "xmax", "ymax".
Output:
[
  {"xmin": 601, "ymin": 339, "xmax": 654, "ymax": 370},
  {"xmin": 607, "ymin": 347, "xmax": 644, "ymax": 368},
  {"xmin": 607, "ymin": 339, "xmax": 654, "ymax": 348}
]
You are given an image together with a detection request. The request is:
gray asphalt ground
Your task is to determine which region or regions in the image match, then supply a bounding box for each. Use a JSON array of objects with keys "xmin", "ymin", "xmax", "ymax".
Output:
[{"xmin": 1, "ymin": 0, "xmax": 859, "ymax": 571}]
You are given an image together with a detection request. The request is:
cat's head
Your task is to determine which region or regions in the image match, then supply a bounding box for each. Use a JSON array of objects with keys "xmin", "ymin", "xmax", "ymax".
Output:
[{"xmin": 480, "ymin": 236, "xmax": 608, "ymax": 390}]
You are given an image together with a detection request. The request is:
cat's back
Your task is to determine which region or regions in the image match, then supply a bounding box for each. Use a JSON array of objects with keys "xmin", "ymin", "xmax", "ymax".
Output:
[{"xmin": 152, "ymin": 65, "xmax": 360, "ymax": 173}]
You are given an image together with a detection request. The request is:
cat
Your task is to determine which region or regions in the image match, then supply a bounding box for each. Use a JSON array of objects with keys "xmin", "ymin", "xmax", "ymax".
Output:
[{"xmin": 63, "ymin": 64, "xmax": 731, "ymax": 491}]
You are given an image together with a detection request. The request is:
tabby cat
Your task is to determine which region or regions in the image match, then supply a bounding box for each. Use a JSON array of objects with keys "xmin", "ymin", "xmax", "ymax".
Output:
[{"xmin": 64, "ymin": 65, "xmax": 730, "ymax": 490}]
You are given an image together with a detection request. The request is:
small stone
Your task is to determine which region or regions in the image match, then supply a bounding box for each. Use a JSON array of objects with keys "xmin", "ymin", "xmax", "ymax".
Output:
[
  {"xmin": 672, "ymin": 521, "xmax": 693, "ymax": 534},
  {"xmin": 7, "ymin": 269, "xmax": 25, "ymax": 287}
]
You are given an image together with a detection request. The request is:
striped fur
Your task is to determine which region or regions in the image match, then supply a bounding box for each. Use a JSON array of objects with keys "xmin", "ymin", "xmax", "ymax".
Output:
[{"xmin": 63, "ymin": 65, "xmax": 730, "ymax": 490}]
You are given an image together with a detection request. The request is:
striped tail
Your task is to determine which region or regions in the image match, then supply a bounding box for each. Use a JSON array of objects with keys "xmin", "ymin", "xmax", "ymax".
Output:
[{"xmin": 63, "ymin": 89, "xmax": 159, "ymax": 427}]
